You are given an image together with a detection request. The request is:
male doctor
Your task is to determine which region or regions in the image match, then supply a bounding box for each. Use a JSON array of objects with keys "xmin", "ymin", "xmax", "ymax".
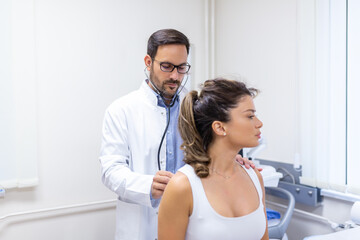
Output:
[{"xmin": 99, "ymin": 29, "xmax": 255, "ymax": 240}]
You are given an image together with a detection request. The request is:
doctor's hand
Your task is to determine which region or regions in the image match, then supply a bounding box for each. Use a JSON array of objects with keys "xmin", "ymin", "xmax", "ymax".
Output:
[
  {"xmin": 235, "ymin": 154, "xmax": 263, "ymax": 172},
  {"xmin": 151, "ymin": 170, "xmax": 174, "ymax": 199}
]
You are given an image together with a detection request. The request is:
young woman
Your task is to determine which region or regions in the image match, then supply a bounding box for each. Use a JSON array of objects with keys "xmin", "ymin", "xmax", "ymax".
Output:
[{"xmin": 158, "ymin": 78, "xmax": 269, "ymax": 240}]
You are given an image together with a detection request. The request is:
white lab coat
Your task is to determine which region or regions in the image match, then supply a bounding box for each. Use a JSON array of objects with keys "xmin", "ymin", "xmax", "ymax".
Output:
[{"xmin": 99, "ymin": 80, "xmax": 186, "ymax": 240}]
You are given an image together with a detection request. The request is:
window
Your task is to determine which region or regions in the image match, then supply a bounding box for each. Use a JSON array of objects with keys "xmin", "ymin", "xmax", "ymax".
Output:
[
  {"xmin": 346, "ymin": 0, "xmax": 360, "ymax": 194},
  {"xmin": 0, "ymin": 0, "xmax": 38, "ymax": 189},
  {"xmin": 298, "ymin": 0, "xmax": 360, "ymax": 195}
]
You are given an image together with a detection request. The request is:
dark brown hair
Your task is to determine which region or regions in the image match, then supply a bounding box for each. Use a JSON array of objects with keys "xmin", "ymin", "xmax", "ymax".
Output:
[
  {"xmin": 147, "ymin": 29, "xmax": 190, "ymax": 59},
  {"xmin": 178, "ymin": 78, "xmax": 258, "ymax": 178}
]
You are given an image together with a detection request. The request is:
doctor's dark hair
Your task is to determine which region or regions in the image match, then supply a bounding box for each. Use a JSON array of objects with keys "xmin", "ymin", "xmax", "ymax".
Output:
[
  {"xmin": 147, "ymin": 29, "xmax": 190, "ymax": 59},
  {"xmin": 178, "ymin": 78, "xmax": 258, "ymax": 178}
]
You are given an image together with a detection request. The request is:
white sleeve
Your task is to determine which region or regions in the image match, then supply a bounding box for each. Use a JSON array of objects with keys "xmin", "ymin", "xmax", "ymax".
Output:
[{"xmin": 99, "ymin": 106, "xmax": 154, "ymax": 208}]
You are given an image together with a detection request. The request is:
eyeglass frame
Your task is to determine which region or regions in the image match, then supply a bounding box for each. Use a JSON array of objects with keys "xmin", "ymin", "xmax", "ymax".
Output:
[{"xmin": 152, "ymin": 59, "xmax": 191, "ymax": 74}]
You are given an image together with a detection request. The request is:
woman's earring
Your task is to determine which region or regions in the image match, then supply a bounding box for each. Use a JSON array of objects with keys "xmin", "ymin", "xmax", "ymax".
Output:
[{"xmin": 223, "ymin": 132, "xmax": 226, "ymax": 136}]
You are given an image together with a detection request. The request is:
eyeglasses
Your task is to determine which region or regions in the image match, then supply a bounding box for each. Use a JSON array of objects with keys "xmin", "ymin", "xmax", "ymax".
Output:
[{"xmin": 153, "ymin": 59, "xmax": 191, "ymax": 74}]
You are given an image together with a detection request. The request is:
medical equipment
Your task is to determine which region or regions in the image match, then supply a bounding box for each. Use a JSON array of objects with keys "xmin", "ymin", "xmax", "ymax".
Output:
[
  {"xmin": 266, "ymin": 187, "xmax": 295, "ymax": 240},
  {"xmin": 299, "ymin": 201, "xmax": 360, "ymax": 239},
  {"xmin": 303, "ymin": 225, "xmax": 360, "ymax": 240},
  {"xmin": 351, "ymin": 201, "xmax": 360, "ymax": 225},
  {"xmin": 262, "ymin": 165, "xmax": 283, "ymax": 187}
]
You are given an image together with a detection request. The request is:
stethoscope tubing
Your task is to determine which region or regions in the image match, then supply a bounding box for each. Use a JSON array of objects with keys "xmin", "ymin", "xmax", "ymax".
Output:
[{"xmin": 144, "ymin": 68, "xmax": 189, "ymax": 171}]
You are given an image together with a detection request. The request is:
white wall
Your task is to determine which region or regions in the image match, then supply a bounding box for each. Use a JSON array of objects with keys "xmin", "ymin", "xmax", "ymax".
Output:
[
  {"xmin": 215, "ymin": 0, "xmax": 298, "ymax": 164},
  {"xmin": 0, "ymin": 0, "xmax": 205, "ymax": 239}
]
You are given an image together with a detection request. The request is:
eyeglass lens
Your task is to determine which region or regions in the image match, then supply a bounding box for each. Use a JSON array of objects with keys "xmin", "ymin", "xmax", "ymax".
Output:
[{"xmin": 160, "ymin": 62, "xmax": 190, "ymax": 74}]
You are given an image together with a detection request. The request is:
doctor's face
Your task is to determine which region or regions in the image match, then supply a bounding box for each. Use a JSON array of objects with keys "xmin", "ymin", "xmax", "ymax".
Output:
[{"xmin": 147, "ymin": 44, "xmax": 188, "ymax": 99}]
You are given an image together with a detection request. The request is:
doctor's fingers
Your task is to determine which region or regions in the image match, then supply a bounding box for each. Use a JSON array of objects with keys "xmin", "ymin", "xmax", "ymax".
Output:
[
  {"xmin": 151, "ymin": 186, "xmax": 164, "ymax": 199},
  {"xmin": 157, "ymin": 170, "xmax": 174, "ymax": 178},
  {"xmin": 151, "ymin": 181, "xmax": 168, "ymax": 199},
  {"xmin": 153, "ymin": 175, "xmax": 172, "ymax": 185},
  {"xmin": 151, "ymin": 181, "xmax": 167, "ymax": 191}
]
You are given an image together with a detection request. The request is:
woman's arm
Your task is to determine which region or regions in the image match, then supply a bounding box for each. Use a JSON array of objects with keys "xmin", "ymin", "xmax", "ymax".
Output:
[
  {"xmin": 158, "ymin": 172, "xmax": 193, "ymax": 240},
  {"xmin": 255, "ymin": 169, "xmax": 269, "ymax": 240}
]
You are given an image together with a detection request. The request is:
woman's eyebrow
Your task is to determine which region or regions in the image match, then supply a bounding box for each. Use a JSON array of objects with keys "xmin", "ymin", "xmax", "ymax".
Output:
[{"xmin": 242, "ymin": 109, "xmax": 256, "ymax": 113}]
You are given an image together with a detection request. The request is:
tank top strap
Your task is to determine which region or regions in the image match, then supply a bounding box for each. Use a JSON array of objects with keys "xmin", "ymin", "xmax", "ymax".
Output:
[
  {"xmin": 239, "ymin": 164, "xmax": 263, "ymax": 200},
  {"xmin": 178, "ymin": 164, "xmax": 204, "ymax": 217},
  {"xmin": 178, "ymin": 164, "xmax": 197, "ymax": 179}
]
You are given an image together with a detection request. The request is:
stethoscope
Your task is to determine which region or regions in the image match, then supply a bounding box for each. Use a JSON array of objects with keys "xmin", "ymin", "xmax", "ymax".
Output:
[{"xmin": 144, "ymin": 67, "xmax": 189, "ymax": 171}]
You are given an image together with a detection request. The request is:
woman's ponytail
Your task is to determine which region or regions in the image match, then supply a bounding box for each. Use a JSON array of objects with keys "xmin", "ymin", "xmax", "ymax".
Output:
[{"xmin": 178, "ymin": 91, "xmax": 211, "ymax": 177}]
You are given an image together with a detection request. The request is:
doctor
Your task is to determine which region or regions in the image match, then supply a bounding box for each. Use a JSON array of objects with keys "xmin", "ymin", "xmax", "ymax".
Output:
[{"xmin": 99, "ymin": 29, "xmax": 255, "ymax": 240}]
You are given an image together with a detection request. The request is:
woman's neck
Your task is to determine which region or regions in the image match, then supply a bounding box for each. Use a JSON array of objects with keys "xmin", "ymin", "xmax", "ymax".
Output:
[{"xmin": 207, "ymin": 141, "xmax": 241, "ymax": 173}]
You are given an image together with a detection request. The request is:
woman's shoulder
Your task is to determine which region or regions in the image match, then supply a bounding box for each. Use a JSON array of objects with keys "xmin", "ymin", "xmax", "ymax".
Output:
[
  {"xmin": 164, "ymin": 167, "xmax": 194, "ymax": 202},
  {"xmin": 161, "ymin": 170, "xmax": 193, "ymax": 214},
  {"xmin": 168, "ymin": 170, "xmax": 191, "ymax": 193}
]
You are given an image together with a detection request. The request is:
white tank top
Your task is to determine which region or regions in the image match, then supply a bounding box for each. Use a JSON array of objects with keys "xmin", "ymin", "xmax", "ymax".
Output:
[{"xmin": 178, "ymin": 164, "xmax": 266, "ymax": 240}]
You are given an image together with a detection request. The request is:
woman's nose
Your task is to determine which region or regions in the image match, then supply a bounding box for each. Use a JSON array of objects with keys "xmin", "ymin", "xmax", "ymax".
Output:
[{"xmin": 256, "ymin": 116, "xmax": 263, "ymax": 128}]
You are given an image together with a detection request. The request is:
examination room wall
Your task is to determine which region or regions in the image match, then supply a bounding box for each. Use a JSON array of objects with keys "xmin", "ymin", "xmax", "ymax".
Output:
[
  {"xmin": 215, "ymin": 0, "xmax": 298, "ymax": 164},
  {"xmin": 0, "ymin": 0, "xmax": 205, "ymax": 239}
]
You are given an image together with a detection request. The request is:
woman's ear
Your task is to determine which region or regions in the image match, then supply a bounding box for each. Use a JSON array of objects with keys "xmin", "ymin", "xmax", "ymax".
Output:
[
  {"xmin": 144, "ymin": 55, "xmax": 152, "ymax": 70},
  {"xmin": 212, "ymin": 121, "xmax": 226, "ymax": 136}
]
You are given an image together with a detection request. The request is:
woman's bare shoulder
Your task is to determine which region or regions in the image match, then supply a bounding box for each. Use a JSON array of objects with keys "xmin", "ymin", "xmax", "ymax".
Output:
[
  {"xmin": 167, "ymin": 171, "xmax": 191, "ymax": 193},
  {"xmin": 160, "ymin": 170, "xmax": 193, "ymax": 216}
]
